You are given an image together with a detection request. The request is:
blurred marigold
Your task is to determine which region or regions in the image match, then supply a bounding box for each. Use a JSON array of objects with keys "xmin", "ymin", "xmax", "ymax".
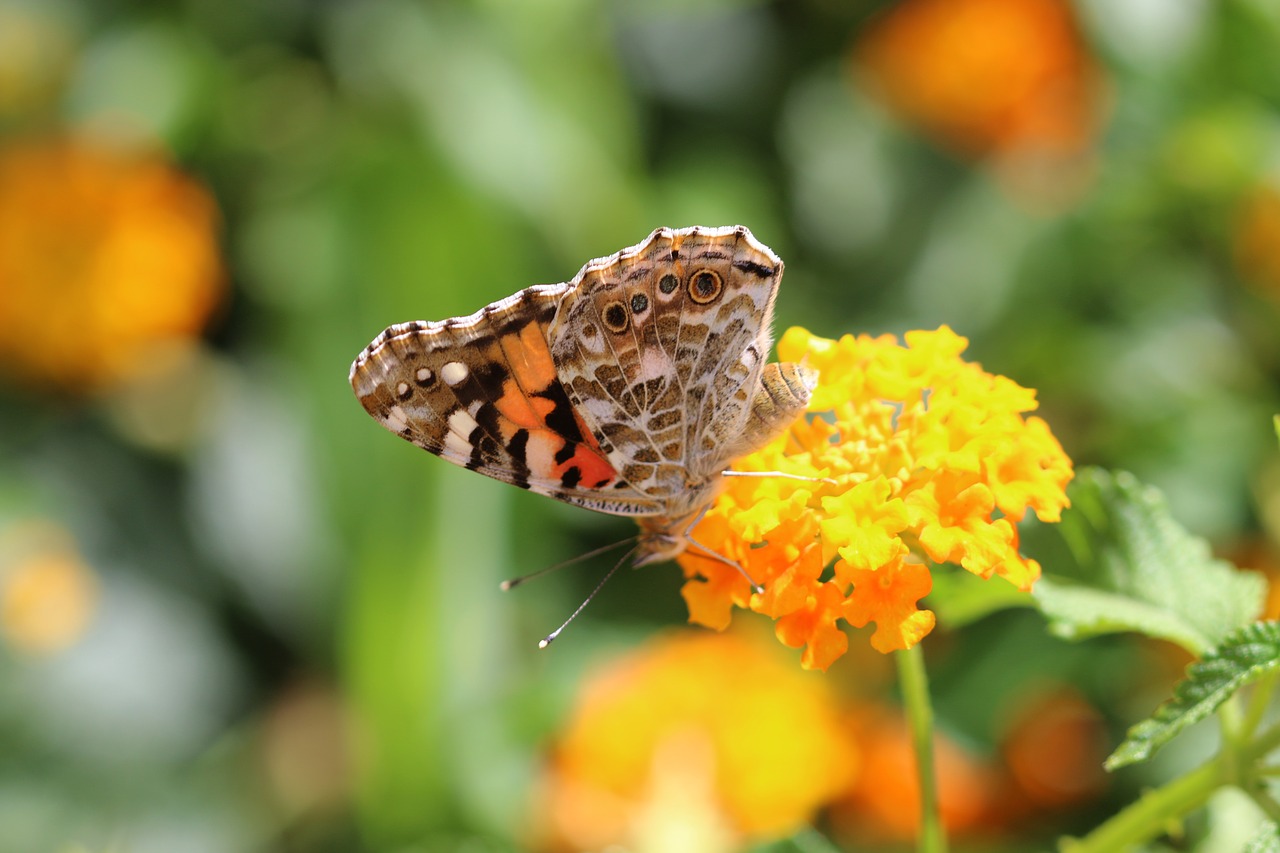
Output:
[
  {"xmin": 540, "ymin": 630, "xmax": 854, "ymax": 851},
  {"xmin": 0, "ymin": 135, "xmax": 223, "ymax": 392},
  {"xmin": 853, "ymin": 0, "xmax": 1102, "ymax": 174},
  {"xmin": 679, "ymin": 326, "xmax": 1072, "ymax": 669}
]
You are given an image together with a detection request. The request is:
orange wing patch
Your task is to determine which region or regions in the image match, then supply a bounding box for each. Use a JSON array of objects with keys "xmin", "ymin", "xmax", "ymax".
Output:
[{"xmin": 486, "ymin": 324, "xmax": 619, "ymax": 491}]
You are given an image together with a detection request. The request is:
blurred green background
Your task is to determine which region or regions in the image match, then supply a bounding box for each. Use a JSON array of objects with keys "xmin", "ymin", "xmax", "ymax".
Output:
[{"xmin": 3, "ymin": 0, "xmax": 1280, "ymax": 851}]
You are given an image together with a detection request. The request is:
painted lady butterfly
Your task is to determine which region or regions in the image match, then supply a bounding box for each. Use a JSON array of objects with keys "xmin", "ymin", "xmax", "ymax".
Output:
[{"xmin": 349, "ymin": 225, "xmax": 815, "ymax": 571}]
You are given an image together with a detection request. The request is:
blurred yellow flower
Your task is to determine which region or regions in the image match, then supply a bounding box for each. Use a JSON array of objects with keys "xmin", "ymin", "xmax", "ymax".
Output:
[
  {"xmin": 679, "ymin": 327, "xmax": 1072, "ymax": 669},
  {"xmin": 0, "ymin": 135, "xmax": 224, "ymax": 393},
  {"xmin": 539, "ymin": 630, "xmax": 854, "ymax": 852},
  {"xmin": 0, "ymin": 522, "xmax": 99, "ymax": 655}
]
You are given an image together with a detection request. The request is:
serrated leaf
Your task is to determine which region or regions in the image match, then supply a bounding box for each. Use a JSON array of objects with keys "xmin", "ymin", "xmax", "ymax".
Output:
[
  {"xmin": 1246, "ymin": 821, "xmax": 1280, "ymax": 853},
  {"xmin": 1106, "ymin": 621, "xmax": 1280, "ymax": 770},
  {"xmin": 1033, "ymin": 468, "xmax": 1265, "ymax": 655}
]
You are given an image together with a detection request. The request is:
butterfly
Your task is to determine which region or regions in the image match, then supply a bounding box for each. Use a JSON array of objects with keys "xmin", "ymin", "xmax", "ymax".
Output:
[{"xmin": 349, "ymin": 225, "xmax": 815, "ymax": 572}]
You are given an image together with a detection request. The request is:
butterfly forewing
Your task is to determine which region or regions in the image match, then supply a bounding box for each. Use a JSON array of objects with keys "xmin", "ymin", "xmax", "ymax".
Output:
[{"xmin": 350, "ymin": 284, "xmax": 663, "ymax": 516}]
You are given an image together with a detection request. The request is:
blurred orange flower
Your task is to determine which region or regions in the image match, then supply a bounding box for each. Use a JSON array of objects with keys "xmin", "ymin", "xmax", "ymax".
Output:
[
  {"xmin": 853, "ymin": 0, "xmax": 1103, "ymax": 188},
  {"xmin": 260, "ymin": 678, "xmax": 353, "ymax": 817},
  {"xmin": 0, "ymin": 135, "xmax": 224, "ymax": 393},
  {"xmin": 1234, "ymin": 182, "xmax": 1280, "ymax": 300},
  {"xmin": 539, "ymin": 630, "xmax": 854, "ymax": 852},
  {"xmin": 834, "ymin": 704, "xmax": 1002, "ymax": 842},
  {"xmin": 1000, "ymin": 687, "xmax": 1108, "ymax": 810},
  {"xmin": 0, "ymin": 521, "xmax": 99, "ymax": 655},
  {"xmin": 679, "ymin": 326, "xmax": 1072, "ymax": 669}
]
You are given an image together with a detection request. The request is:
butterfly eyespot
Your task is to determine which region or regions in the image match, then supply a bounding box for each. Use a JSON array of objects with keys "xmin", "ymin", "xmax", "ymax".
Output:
[
  {"xmin": 658, "ymin": 273, "xmax": 679, "ymax": 294},
  {"xmin": 688, "ymin": 269, "xmax": 723, "ymax": 304},
  {"xmin": 630, "ymin": 293, "xmax": 649, "ymax": 314},
  {"xmin": 602, "ymin": 301, "xmax": 629, "ymax": 333}
]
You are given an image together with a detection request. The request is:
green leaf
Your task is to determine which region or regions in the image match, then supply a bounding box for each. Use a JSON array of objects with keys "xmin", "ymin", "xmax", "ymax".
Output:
[
  {"xmin": 1247, "ymin": 822, "xmax": 1280, "ymax": 853},
  {"xmin": 1106, "ymin": 621, "xmax": 1280, "ymax": 770},
  {"xmin": 926, "ymin": 564, "xmax": 1034, "ymax": 629},
  {"xmin": 1033, "ymin": 468, "xmax": 1265, "ymax": 655}
]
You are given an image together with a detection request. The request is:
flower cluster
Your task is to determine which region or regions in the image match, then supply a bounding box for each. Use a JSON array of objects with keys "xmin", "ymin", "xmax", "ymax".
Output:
[{"xmin": 679, "ymin": 326, "xmax": 1073, "ymax": 669}]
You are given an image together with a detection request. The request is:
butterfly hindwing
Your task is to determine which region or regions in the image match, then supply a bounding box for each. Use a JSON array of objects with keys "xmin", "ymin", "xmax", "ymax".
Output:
[{"xmin": 547, "ymin": 226, "xmax": 783, "ymax": 502}]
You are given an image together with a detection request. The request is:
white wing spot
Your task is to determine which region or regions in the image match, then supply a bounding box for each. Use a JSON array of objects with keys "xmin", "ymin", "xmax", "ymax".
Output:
[
  {"xmin": 448, "ymin": 407, "xmax": 481, "ymax": 437},
  {"xmin": 396, "ymin": 381, "xmax": 409, "ymax": 397},
  {"xmin": 444, "ymin": 429, "xmax": 472, "ymax": 458},
  {"xmin": 416, "ymin": 367, "xmax": 432, "ymax": 383},
  {"xmin": 444, "ymin": 408, "xmax": 481, "ymax": 458},
  {"xmin": 442, "ymin": 361, "xmax": 469, "ymax": 386},
  {"xmin": 386, "ymin": 405, "xmax": 409, "ymax": 432},
  {"xmin": 525, "ymin": 431, "xmax": 559, "ymax": 481}
]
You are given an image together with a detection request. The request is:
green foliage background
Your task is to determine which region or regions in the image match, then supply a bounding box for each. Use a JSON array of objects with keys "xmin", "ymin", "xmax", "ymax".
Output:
[{"xmin": 3, "ymin": 0, "xmax": 1280, "ymax": 851}]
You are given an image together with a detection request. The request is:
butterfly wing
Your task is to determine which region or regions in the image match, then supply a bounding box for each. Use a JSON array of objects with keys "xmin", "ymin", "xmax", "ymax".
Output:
[
  {"xmin": 350, "ymin": 284, "xmax": 664, "ymax": 516},
  {"xmin": 546, "ymin": 226, "xmax": 783, "ymax": 503}
]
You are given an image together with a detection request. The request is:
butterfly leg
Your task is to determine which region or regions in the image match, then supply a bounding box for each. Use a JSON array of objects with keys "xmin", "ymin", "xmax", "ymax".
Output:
[{"xmin": 680, "ymin": 506, "xmax": 765, "ymax": 595}]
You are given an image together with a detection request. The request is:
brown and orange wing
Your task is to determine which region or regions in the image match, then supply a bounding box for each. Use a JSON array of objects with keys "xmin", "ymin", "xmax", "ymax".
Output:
[{"xmin": 350, "ymin": 284, "xmax": 664, "ymax": 516}]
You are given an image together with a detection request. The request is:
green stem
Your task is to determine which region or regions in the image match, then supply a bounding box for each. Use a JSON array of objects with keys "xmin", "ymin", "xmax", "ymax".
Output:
[
  {"xmin": 1247, "ymin": 786, "xmax": 1280, "ymax": 823},
  {"xmin": 1058, "ymin": 757, "xmax": 1220, "ymax": 853},
  {"xmin": 1220, "ymin": 693, "xmax": 1245, "ymax": 745},
  {"xmin": 1242, "ymin": 671, "xmax": 1280, "ymax": 740},
  {"xmin": 896, "ymin": 643, "xmax": 948, "ymax": 853},
  {"xmin": 1062, "ymin": 719, "xmax": 1280, "ymax": 852},
  {"xmin": 788, "ymin": 827, "xmax": 845, "ymax": 853}
]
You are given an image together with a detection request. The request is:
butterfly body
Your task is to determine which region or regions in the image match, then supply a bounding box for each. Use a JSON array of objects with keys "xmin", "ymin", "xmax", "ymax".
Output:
[{"xmin": 350, "ymin": 225, "xmax": 814, "ymax": 565}]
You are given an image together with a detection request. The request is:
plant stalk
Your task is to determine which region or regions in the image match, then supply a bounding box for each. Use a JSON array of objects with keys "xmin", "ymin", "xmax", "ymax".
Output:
[{"xmin": 897, "ymin": 643, "xmax": 948, "ymax": 853}]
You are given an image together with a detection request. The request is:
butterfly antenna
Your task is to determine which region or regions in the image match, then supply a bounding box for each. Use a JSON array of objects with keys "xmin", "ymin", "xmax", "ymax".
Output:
[
  {"xmin": 499, "ymin": 536, "xmax": 639, "ymax": 591},
  {"xmin": 721, "ymin": 470, "xmax": 838, "ymax": 486},
  {"xmin": 538, "ymin": 542, "xmax": 641, "ymax": 649}
]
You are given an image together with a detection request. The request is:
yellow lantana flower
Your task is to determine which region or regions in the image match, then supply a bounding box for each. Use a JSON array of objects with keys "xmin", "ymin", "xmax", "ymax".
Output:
[{"xmin": 679, "ymin": 326, "xmax": 1073, "ymax": 669}]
